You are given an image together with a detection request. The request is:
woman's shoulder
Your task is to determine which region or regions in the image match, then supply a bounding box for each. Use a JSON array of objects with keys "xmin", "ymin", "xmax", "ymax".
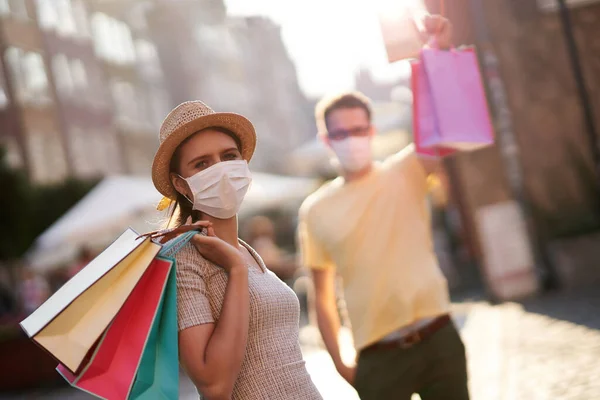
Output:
[{"xmin": 172, "ymin": 241, "xmax": 212, "ymax": 273}]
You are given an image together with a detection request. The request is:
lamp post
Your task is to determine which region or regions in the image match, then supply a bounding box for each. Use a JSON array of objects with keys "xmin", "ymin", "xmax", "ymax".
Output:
[{"xmin": 556, "ymin": 0, "xmax": 600, "ymax": 183}]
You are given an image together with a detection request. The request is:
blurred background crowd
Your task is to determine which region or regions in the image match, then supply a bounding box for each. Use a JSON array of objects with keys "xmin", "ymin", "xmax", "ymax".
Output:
[{"xmin": 1, "ymin": 0, "xmax": 600, "ymax": 398}]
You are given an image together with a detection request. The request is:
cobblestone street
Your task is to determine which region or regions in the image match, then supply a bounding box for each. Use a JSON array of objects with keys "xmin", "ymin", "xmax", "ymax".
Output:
[
  {"xmin": 5, "ymin": 289, "xmax": 600, "ymax": 400},
  {"xmin": 464, "ymin": 289, "xmax": 600, "ymax": 400}
]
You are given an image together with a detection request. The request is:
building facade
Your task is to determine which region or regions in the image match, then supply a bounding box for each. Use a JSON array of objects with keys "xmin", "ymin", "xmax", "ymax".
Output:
[
  {"xmin": 1, "ymin": 0, "xmax": 312, "ymax": 182},
  {"xmin": 148, "ymin": 1, "xmax": 314, "ymax": 173},
  {"xmin": 0, "ymin": 0, "xmax": 73, "ymax": 183},
  {"xmin": 0, "ymin": 0, "xmax": 160, "ymax": 182},
  {"xmin": 229, "ymin": 16, "xmax": 314, "ymax": 172},
  {"xmin": 87, "ymin": 0, "xmax": 170, "ymax": 175}
]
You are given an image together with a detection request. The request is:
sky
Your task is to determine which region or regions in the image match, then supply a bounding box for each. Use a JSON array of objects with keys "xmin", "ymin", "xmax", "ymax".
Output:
[{"xmin": 224, "ymin": 0, "xmax": 425, "ymax": 98}]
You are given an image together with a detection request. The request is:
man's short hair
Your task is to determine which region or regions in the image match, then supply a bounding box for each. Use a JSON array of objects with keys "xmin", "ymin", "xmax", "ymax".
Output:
[{"xmin": 315, "ymin": 91, "xmax": 372, "ymax": 134}]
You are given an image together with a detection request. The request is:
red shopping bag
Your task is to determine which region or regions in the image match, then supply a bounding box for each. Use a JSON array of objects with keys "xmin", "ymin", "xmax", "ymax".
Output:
[
  {"xmin": 411, "ymin": 46, "xmax": 494, "ymax": 155},
  {"xmin": 57, "ymin": 257, "xmax": 173, "ymax": 400}
]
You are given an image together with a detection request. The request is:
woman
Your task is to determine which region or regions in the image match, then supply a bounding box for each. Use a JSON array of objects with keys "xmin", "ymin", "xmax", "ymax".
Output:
[{"xmin": 151, "ymin": 101, "xmax": 322, "ymax": 400}]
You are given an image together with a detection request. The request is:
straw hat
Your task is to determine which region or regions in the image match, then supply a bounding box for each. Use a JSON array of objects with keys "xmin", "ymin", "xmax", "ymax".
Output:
[{"xmin": 151, "ymin": 100, "xmax": 256, "ymax": 200}]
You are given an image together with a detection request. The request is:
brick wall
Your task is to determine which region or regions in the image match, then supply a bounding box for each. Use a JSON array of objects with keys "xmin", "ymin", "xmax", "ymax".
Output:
[
  {"xmin": 481, "ymin": 0, "xmax": 600, "ymax": 238},
  {"xmin": 428, "ymin": 0, "xmax": 600, "ymax": 254}
]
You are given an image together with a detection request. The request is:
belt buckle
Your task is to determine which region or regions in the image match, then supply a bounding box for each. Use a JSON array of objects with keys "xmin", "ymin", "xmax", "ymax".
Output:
[{"xmin": 399, "ymin": 331, "xmax": 422, "ymax": 349}]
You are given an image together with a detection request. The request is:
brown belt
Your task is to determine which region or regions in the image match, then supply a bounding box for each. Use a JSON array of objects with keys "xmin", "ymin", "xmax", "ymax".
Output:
[{"xmin": 361, "ymin": 314, "xmax": 452, "ymax": 353}]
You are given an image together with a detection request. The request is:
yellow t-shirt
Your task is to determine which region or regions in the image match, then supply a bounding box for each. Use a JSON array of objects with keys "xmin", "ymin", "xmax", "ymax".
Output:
[{"xmin": 298, "ymin": 144, "xmax": 450, "ymax": 350}]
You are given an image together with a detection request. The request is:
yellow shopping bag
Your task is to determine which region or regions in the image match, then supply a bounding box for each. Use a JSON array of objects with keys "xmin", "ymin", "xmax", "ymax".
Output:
[{"xmin": 20, "ymin": 228, "xmax": 161, "ymax": 373}]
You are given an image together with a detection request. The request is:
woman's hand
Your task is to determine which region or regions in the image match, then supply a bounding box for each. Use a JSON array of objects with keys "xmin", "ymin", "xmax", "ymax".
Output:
[
  {"xmin": 422, "ymin": 14, "xmax": 452, "ymax": 50},
  {"xmin": 187, "ymin": 218, "xmax": 246, "ymax": 274},
  {"xmin": 178, "ymin": 219, "xmax": 250, "ymax": 400}
]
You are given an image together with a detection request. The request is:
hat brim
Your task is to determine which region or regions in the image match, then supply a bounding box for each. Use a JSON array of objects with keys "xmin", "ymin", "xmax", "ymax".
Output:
[{"xmin": 152, "ymin": 112, "xmax": 256, "ymax": 199}]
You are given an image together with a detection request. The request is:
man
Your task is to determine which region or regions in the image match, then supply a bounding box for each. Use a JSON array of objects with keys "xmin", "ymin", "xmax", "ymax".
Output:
[{"xmin": 297, "ymin": 15, "xmax": 469, "ymax": 400}]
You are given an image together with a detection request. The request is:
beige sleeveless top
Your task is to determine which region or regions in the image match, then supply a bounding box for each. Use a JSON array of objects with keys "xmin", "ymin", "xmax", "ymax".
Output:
[{"xmin": 175, "ymin": 240, "xmax": 322, "ymax": 400}]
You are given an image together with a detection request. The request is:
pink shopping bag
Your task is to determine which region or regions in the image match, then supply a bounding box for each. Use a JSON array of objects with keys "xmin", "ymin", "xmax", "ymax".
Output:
[
  {"xmin": 411, "ymin": 59, "xmax": 456, "ymax": 158},
  {"xmin": 413, "ymin": 47, "xmax": 494, "ymax": 153},
  {"xmin": 57, "ymin": 257, "xmax": 173, "ymax": 400}
]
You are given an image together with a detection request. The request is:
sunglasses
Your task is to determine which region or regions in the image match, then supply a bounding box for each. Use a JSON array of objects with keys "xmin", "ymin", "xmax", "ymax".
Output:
[{"xmin": 327, "ymin": 125, "xmax": 371, "ymax": 141}]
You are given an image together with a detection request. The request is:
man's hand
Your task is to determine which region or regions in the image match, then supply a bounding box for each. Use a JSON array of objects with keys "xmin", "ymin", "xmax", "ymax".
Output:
[
  {"xmin": 418, "ymin": 155, "xmax": 443, "ymax": 176},
  {"xmin": 422, "ymin": 14, "xmax": 452, "ymax": 50},
  {"xmin": 336, "ymin": 363, "xmax": 357, "ymax": 387}
]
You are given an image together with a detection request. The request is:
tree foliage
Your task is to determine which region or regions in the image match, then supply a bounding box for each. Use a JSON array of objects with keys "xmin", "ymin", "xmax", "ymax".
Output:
[{"xmin": 0, "ymin": 147, "xmax": 99, "ymax": 260}]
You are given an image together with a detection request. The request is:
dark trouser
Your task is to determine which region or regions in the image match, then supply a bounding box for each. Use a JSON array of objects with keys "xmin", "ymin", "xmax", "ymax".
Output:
[{"xmin": 354, "ymin": 322, "xmax": 469, "ymax": 400}]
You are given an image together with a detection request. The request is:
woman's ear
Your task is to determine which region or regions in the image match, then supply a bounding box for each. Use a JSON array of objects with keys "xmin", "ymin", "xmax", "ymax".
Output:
[{"xmin": 170, "ymin": 173, "xmax": 190, "ymax": 198}]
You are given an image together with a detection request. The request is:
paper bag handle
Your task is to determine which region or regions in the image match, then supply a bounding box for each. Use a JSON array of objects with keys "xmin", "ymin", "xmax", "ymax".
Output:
[
  {"xmin": 137, "ymin": 224, "xmax": 205, "ymax": 243},
  {"xmin": 159, "ymin": 229, "xmax": 200, "ymax": 258},
  {"xmin": 137, "ymin": 224, "xmax": 205, "ymax": 257}
]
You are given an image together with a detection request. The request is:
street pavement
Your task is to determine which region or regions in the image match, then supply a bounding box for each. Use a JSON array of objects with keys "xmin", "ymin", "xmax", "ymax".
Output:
[
  {"xmin": 464, "ymin": 290, "xmax": 600, "ymax": 400},
  {"xmin": 5, "ymin": 289, "xmax": 600, "ymax": 399}
]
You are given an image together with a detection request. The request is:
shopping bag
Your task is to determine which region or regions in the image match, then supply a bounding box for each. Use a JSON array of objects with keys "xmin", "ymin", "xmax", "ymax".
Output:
[
  {"xmin": 378, "ymin": 4, "xmax": 427, "ymax": 62},
  {"xmin": 20, "ymin": 229, "xmax": 161, "ymax": 373},
  {"xmin": 411, "ymin": 59, "xmax": 456, "ymax": 158},
  {"xmin": 129, "ymin": 253, "xmax": 179, "ymax": 399},
  {"xmin": 56, "ymin": 228, "xmax": 199, "ymax": 400},
  {"xmin": 412, "ymin": 47, "xmax": 494, "ymax": 153},
  {"xmin": 127, "ymin": 230, "xmax": 199, "ymax": 400},
  {"xmin": 57, "ymin": 257, "xmax": 173, "ymax": 400}
]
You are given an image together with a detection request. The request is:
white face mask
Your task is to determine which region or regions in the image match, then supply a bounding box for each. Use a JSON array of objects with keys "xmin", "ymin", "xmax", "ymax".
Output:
[
  {"xmin": 329, "ymin": 136, "xmax": 373, "ymax": 172},
  {"xmin": 181, "ymin": 160, "xmax": 252, "ymax": 219}
]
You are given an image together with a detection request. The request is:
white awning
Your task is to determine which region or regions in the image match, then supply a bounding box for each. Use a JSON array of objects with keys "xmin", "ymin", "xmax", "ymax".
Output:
[{"xmin": 27, "ymin": 173, "xmax": 320, "ymax": 272}]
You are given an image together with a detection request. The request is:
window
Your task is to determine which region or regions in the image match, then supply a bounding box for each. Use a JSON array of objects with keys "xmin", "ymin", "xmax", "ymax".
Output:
[
  {"xmin": 52, "ymin": 54, "xmax": 73, "ymax": 95},
  {"xmin": 70, "ymin": 59, "xmax": 87, "ymax": 91},
  {"xmin": 36, "ymin": 0, "xmax": 59, "ymax": 29},
  {"xmin": 38, "ymin": 0, "xmax": 89, "ymax": 37},
  {"xmin": 52, "ymin": 55, "xmax": 89, "ymax": 99},
  {"xmin": 11, "ymin": 0, "xmax": 29, "ymax": 19},
  {"xmin": 5, "ymin": 47, "xmax": 51, "ymax": 105},
  {"xmin": 71, "ymin": 0, "xmax": 90, "ymax": 37},
  {"xmin": 0, "ymin": 0, "xmax": 8, "ymax": 16},
  {"xmin": 23, "ymin": 52, "xmax": 51, "ymax": 103},
  {"xmin": 117, "ymin": 21, "xmax": 135, "ymax": 63},
  {"xmin": 91, "ymin": 13, "xmax": 110, "ymax": 58},
  {"xmin": 135, "ymin": 39, "xmax": 162, "ymax": 80},
  {"xmin": 91, "ymin": 13, "xmax": 135, "ymax": 65},
  {"xmin": 111, "ymin": 80, "xmax": 137, "ymax": 124},
  {"xmin": 56, "ymin": 0, "xmax": 77, "ymax": 36},
  {"xmin": 0, "ymin": 56, "xmax": 10, "ymax": 108},
  {"xmin": 1, "ymin": 0, "xmax": 30, "ymax": 19},
  {"xmin": 0, "ymin": 136, "xmax": 23, "ymax": 168},
  {"xmin": 5, "ymin": 47, "xmax": 22, "ymax": 97},
  {"xmin": 26, "ymin": 131, "xmax": 68, "ymax": 183},
  {"xmin": 0, "ymin": 86, "xmax": 8, "ymax": 108}
]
